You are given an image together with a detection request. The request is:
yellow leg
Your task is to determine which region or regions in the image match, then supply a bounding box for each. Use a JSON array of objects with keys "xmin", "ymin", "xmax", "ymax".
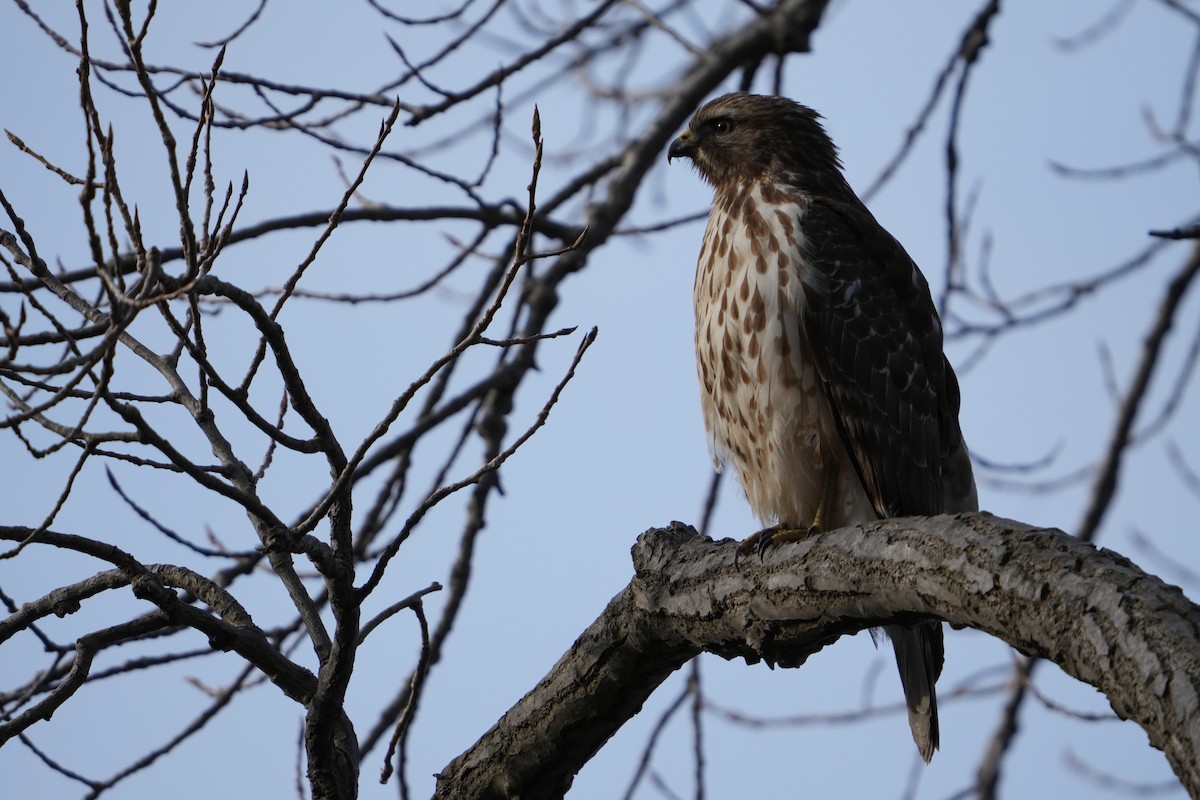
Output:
[
  {"xmin": 735, "ymin": 464, "xmax": 839, "ymax": 563},
  {"xmin": 810, "ymin": 461, "xmax": 840, "ymax": 532}
]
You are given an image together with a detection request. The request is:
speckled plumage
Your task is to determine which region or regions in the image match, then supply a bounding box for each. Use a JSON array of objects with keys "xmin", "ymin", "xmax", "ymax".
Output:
[{"xmin": 669, "ymin": 92, "xmax": 978, "ymax": 762}]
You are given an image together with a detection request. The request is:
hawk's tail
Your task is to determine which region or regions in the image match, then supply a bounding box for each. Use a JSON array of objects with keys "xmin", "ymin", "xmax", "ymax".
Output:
[{"xmin": 886, "ymin": 621, "xmax": 944, "ymax": 762}]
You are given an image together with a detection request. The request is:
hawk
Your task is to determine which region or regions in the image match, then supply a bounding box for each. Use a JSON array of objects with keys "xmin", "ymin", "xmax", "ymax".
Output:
[{"xmin": 668, "ymin": 92, "xmax": 978, "ymax": 762}]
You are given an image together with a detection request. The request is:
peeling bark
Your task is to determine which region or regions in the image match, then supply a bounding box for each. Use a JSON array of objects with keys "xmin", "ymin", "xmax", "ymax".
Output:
[{"xmin": 433, "ymin": 513, "xmax": 1200, "ymax": 799}]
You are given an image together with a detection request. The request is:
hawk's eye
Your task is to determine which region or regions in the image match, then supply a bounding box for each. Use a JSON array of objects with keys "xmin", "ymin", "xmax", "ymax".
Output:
[{"xmin": 711, "ymin": 118, "xmax": 736, "ymax": 135}]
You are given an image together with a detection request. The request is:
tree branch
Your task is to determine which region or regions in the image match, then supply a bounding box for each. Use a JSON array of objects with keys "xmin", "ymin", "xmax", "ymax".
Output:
[{"xmin": 434, "ymin": 514, "xmax": 1200, "ymax": 799}]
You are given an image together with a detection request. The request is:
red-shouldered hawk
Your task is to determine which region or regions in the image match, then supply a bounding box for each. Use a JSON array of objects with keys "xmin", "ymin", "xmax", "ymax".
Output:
[{"xmin": 668, "ymin": 92, "xmax": 978, "ymax": 762}]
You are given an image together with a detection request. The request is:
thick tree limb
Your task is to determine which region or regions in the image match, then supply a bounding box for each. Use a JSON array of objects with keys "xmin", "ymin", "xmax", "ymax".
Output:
[{"xmin": 433, "ymin": 514, "xmax": 1200, "ymax": 799}]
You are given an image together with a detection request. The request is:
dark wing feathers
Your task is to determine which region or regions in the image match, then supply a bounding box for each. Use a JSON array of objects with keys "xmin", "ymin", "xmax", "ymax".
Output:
[
  {"xmin": 800, "ymin": 196, "xmax": 952, "ymax": 761},
  {"xmin": 798, "ymin": 199, "xmax": 947, "ymax": 518}
]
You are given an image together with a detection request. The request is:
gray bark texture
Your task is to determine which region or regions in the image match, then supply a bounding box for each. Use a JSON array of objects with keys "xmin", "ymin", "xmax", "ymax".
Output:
[{"xmin": 432, "ymin": 513, "xmax": 1200, "ymax": 799}]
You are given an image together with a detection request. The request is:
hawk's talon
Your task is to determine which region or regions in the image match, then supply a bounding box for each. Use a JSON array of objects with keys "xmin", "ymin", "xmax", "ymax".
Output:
[
  {"xmin": 735, "ymin": 523, "xmax": 824, "ymax": 565},
  {"xmin": 739, "ymin": 523, "xmax": 820, "ymax": 562},
  {"xmin": 734, "ymin": 525, "xmax": 774, "ymax": 568},
  {"xmin": 733, "ymin": 532, "xmax": 756, "ymax": 570},
  {"xmin": 757, "ymin": 527, "xmax": 778, "ymax": 560}
]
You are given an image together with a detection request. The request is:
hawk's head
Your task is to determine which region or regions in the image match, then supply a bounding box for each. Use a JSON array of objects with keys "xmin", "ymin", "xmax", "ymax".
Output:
[{"xmin": 668, "ymin": 92, "xmax": 843, "ymax": 191}]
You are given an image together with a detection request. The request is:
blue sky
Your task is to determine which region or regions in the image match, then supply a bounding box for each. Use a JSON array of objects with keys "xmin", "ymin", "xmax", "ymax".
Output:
[{"xmin": 1, "ymin": 1, "xmax": 1197, "ymax": 798}]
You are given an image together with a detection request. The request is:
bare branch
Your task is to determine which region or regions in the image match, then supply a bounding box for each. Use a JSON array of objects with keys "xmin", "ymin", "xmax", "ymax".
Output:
[{"xmin": 434, "ymin": 517, "xmax": 1200, "ymax": 798}]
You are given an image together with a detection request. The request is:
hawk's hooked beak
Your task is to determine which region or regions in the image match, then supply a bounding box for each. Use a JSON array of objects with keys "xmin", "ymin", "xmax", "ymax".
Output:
[{"xmin": 667, "ymin": 133, "xmax": 696, "ymax": 164}]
